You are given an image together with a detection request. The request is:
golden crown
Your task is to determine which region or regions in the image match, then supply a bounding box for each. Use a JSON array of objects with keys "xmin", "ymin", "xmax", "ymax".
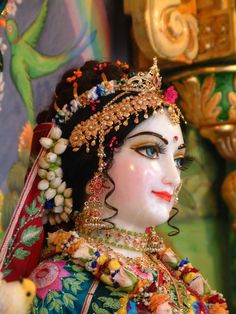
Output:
[{"xmin": 120, "ymin": 57, "xmax": 162, "ymax": 92}]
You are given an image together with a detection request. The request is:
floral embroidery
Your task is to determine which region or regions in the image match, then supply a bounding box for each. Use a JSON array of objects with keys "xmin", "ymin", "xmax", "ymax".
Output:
[{"xmin": 30, "ymin": 260, "xmax": 70, "ymax": 300}]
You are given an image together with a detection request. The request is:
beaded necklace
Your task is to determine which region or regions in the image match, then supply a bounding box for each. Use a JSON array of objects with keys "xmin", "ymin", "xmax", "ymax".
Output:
[
  {"xmin": 80, "ymin": 226, "xmax": 165, "ymax": 254},
  {"xmin": 82, "ymin": 227, "xmax": 148, "ymax": 252}
]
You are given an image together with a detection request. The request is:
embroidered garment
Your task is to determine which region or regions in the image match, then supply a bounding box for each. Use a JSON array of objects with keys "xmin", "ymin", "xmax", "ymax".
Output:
[
  {"xmin": 31, "ymin": 257, "xmax": 129, "ymax": 314},
  {"xmin": 29, "ymin": 231, "xmax": 228, "ymax": 314},
  {"xmin": 30, "ymin": 256, "xmax": 209, "ymax": 314}
]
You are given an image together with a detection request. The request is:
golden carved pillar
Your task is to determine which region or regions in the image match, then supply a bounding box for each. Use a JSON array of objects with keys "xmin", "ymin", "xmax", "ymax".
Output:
[{"xmin": 125, "ymin": 0, "xmax": 236, "ymax": 229}]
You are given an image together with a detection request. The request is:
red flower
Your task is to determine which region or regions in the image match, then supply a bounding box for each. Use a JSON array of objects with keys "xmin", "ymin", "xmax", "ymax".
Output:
[
  {"xmin": 208, "ymin": 294, "xmax": 226, "ymax": 304},
  {"xmin": 163, "ymin": 86, "xmax": 178, "ymax": 104}
]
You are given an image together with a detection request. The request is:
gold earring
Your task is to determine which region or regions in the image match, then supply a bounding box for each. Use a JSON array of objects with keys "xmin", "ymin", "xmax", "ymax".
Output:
[
  {"xmin": 76, "ymin": 173, "xmax": 108, "ymax": 234},
  {"xmin": 174, "ymin": 181, "xmax": 182, "ymax": 204}
]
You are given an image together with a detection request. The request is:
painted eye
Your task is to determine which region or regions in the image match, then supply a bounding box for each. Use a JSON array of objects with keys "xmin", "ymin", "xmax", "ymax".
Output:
[
  {"xmin": 134, "ymin": 144, "xmax": 166, "ymax": 159},
  {"xmin": 175, "ymin": 156, "xmax": 193, "ymax": 171},
  {"xmin": 175, "ymin": 157, "xmax": 184, "ymax": 169},
  {"xmin": 144, "ymin": 146, "xmax": 158, "ymax": 158}
]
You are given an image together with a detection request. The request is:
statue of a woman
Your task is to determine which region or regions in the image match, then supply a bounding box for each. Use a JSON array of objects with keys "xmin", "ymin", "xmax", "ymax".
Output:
[{"xmin": 0, "ymin": 60, "xmax": 228, "ymax": 313}]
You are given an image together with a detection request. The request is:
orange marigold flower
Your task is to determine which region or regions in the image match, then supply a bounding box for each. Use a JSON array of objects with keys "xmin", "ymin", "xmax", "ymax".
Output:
[
  {"xmin": 209, "ymin": 302, "xmax": 229, "ymax": 314},
  {"xmin": 149, "ymin": 293, "xmax": 169, "ymax": 312},
  {"xmin": 130, "ymin": 279, "xmax": 148, "ymax": 297},
  {"xmin": 48, "ymin": 231, "xmax": 71, "ymax": 252},
  {"xmin": 67, "ymin": 239, "xmax": 85, "ymax": 255}
]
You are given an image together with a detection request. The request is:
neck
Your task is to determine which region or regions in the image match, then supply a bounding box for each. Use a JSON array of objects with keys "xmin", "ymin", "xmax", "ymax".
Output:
[{"xmin": 102, "ymin": 206, "xmax": 147, "ymax": 234}]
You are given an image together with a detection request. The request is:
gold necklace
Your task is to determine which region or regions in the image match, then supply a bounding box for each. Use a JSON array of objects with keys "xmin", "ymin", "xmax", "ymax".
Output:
[{"xmin": 80, "ymin": 226, "xmax": 165, "ymax": 254}]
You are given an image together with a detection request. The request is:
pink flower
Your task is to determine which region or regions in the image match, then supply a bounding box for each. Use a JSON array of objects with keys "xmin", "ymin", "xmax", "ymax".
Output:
[
  {"xmin": 113, "ymin": 268, "xmax": 137, "ymax": 289},
  {"xmin": 30, "ymin": 260, "xmax": 71, "ymax": 300},
  {"xmin": 161, "ymin": 248, "xmax": 178, "ymax": 267},
  {"xmin": 130, "ymin": 266, "xmax": 154, "ymax": 281},
  {"xmin": 163, "ymin": 86, "xmax": 178, "ymax": 104}
]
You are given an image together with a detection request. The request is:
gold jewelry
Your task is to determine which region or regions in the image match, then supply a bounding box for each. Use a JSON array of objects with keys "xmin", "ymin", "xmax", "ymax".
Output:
[
  {"xmin": 146, "ymin": 227, "xmax": 165, "ymax": 254},
  {"xmin": 84, "ymin": 227, "xmax": 149, "ymax": 253},
  {"xmin": 75, "ymin": 200, "xmax": 107, "ymax": 233},
  {"xmin": 80, "ymin": 225, "xmax": 166, "ymax": 255},
  {"xmin": 75, "ymin": 173, "xmax": 109, "ymax": 233},
  {"xmin": 174, "ymin": 181, "xmax": 182, "ymax": 204},
  {"xmin": 69, "ymin": 58, "xmax": 185, "ymax": 173}
]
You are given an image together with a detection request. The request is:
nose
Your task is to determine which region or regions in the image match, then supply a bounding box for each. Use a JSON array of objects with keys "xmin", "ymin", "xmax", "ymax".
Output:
[{"xmin": 161, "ymin": 158, "xmax": 181, "ymax": 188}]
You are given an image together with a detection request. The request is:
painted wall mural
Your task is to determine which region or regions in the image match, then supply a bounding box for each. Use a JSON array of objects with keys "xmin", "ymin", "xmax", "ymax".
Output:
[{"xmin": 0, "ymin": 0, "xmax": 111, "ymax": 232}]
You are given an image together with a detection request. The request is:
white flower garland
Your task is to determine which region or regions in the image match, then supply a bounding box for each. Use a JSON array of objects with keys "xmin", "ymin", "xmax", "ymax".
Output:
[{"xmin": 38, "ymin": 126, "xmax": 73, "ymax": 225}]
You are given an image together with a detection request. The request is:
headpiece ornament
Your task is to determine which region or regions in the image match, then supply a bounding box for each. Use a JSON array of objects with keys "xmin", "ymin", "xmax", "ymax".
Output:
[
  {"xmin": 69, "ymin": 58, "xmax": 185, "ymax": 172},
  {"xmin": 120, "ymin": 57, "xmax": 162, "ymax": 92}
]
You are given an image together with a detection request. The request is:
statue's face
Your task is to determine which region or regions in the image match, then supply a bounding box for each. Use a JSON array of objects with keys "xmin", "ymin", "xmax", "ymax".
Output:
[{"xmin": 105, "ymin": 111, "xmax": 185, "ymax": 231}]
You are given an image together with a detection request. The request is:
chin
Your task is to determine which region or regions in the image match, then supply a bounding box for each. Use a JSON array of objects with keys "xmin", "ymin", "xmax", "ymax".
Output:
[{"xmin": 154, "ymin": 209, "xmax": 171, "ymax": 226}]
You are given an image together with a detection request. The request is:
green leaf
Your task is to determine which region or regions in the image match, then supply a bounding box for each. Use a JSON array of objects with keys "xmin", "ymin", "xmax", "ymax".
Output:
[
  {"xmin": 19, "ymin": 216, "xmax": 25, "ymax": 228},
  {"xmin": 31, "ymin": 307, "xmax": 37, "ymax": 314},
  {"xmin": 49, "ymin": 299, "xmax": 62, "ymax": 312},
  {"xmin": 71, "ymin": 264, "xmax": 83, "ymax": 272},
  {"xmin": 26, "ymin": 199, "xmax": 39, "ymax": 215},
  {"xmin": 39, "ymin": 308, "xmax": 48, "ymax": 314},
  {"xmin": 64, "ymin": 293, "xmax": 77, "ymax": 301},
  {"xmin": 55, "ymin": 303, "xmax": 63, "ymax": 313},
  {"xmin": 63, "ymin": 278, "xmax": 71, "ymax": 290},
  {"xmin": 37, "ymin": 192, "xmax": 45, "ymax": 205},
  {"xmin": 21, "ymin": 225, "xmax": 42, "ymax": 247},
  {"xmin": 45, "ymin": 292, "xmax": 53, "ymax": 304},
  {"xmin": 33, "ymin": 297, "xmax": 39, "ymax": 306},
  {"xmin": 71, "ymin": 282, "xmax": 82, "ymax": 294},
  {"xmin": 15, "ymin": 248, "xmax": 30, "ymax": 260},
  {"xmin": 92, "ymin": 303, "xmax": 111, "ymax": 314},
  {"xmin": 2, "ymin": 268, "xmax": 12, "ymax": 277},
  {"xmin": 98, "ymin": 297, "xmax": 121, "ymax": 310},
  {"xmin": 110, "ymin": 290, "xmax": 126, "ymax": 297},
  {"xmin": 63, "ymin": 293, "xmax": 76, "ymax": 309},
  {"xmin": 50, "ymin": 291, "xmax": 60, "ymax": 298},
  {"xmin": 74, "ymin": 272, "xmax": 89, "ymax": 282}
]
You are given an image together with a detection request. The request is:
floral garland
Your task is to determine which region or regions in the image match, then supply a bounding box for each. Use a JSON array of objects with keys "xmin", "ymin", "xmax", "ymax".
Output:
[
  {"xmin": 46, "ymin": 229, "xmax": 228, "ymax": 314},
  {"xmin": 38, "ymin": 126, "xmax": 73, "ymax": 225}
]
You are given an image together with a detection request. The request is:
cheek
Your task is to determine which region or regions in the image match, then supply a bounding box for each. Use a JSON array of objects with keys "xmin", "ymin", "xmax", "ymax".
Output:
[{"xmin": 108, "ymin": 150, "xmax": 160, "ymax": 198}]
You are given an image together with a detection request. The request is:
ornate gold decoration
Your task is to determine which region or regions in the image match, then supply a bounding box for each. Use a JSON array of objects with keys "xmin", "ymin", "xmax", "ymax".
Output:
[
  {"xmin": 168, "ymin": 67, "xmax": 236, "ymax": 160},
  {"xmin": 173, "ymin": 75, "xmax": 222, "ymax": 127},
  {"xmin": 124, "ymin": 0, "xmax": 198, "ymax": 64},
  {"xmin": 228, "ymin": 92, "xmax": 236, "ymax": 121},
  {"xmin": 200, "ymin": 125, "xmax": 236, "ymax": 161},
  {"xmin": 69, "ymin": 59, "xmax": 184, "ymax": 172},
  {"xmin": 221, "ymin": 171, "xmax": 236, "ymax": 231},
  {"xmin": 197, "ymin": 6, "xmax": 235, "ymax": 63}
]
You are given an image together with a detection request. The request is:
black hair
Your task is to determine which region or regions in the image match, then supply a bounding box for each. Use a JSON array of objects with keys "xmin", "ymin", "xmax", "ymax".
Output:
[{"xmin": 38, "ymin": 60, "xmax": 185, "ymax": 231}]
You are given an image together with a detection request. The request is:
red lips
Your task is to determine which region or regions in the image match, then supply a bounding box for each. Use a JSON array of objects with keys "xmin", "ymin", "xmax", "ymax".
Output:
[{"xmin": 152, "ymin": 191, "xmax": 172, "ymax": 202}]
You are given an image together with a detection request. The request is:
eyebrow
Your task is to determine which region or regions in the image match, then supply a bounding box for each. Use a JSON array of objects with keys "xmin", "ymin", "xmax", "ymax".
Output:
[{"xmin": 127, "ymin": 131, "xmax": 168, "ymax": 145}]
